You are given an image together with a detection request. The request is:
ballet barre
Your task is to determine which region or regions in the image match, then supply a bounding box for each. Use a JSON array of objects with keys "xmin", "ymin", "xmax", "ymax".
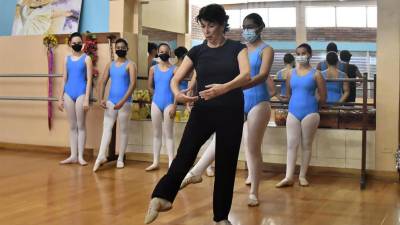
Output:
[
  {"xmin": 136, "ymin": 76, "xmax": 193, "ymax": 81},
  {"xmin": 137, "ymin": 76, "xmax": 148, "ymax": 80},
  {"xmin": 0, "ymin": 96, "xmax": 97, "ymax": 102},
  {"xmin": 0, "ymin": 73, "xmax": 97, "ymax": 102},
  {"xmin": 0, "ymin": 96, "xmax": 58, "ymax": 101},
  {"xmin": 273, "ymin": 78, "xmax": 375, "ymax": 82},
  {"xmin": 270, "ymin": 100, "xmax": 374, "ymax": 107},
  {"xmin": 0, "ymin": 73, "xmax": 116, "ymax": 160},
  {"xmin": 0, "ymin": 74, "xmax": 63, "ymax": 78}
]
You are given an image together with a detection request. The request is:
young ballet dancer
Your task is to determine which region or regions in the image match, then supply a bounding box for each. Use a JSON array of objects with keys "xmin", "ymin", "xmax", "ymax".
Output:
[
  {"xmin": 58, "ymin": 32, "xmax": 92, "ymax": 166},
  {"xmin": 93, "ymin": 38, "xmax": 137, "ymax": 172}
]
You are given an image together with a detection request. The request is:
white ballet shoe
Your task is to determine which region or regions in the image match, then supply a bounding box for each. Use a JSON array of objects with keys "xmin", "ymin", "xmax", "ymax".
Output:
[
  {"xmin": 206, "ymin": 167, "xmax": 215, "ymax": 177},
  {"xmin": 144, "ymin": 197, "xmax": 172, "ymax": 224},
  {"xmin": 59, "ymin": 157, "xmax": 77, "ymax": 164},
  {"xmin": 247, "ymin": 194, "xmax": 259, "ymax": 207},
  {"xmin": 245, "ymin": 177, "xmax": 251, "ymax": 186},
  {"xmin": 275, "ymin": 178, "xmax": 294, "ymax": 188},
  {"xmin": 299, "ymin": 177, "xmax": 309, "ymax": 187},
  {"xmin": 78, "ymin": 158, "xmax": 88, "ymax": 166},
  {"xmin": 180, "ymin": 172, "xmax": 203, "ymax": 189},
  {"xmin": 145, "ymin": 164, "xmax": 159, "ymax": 171},
  {"xmin": 93, "ymin": 157, "xmax": 107, "ymax": 172},
  {"xmin": 215, "ymin": 220, "xmax": 233, "ymax": 225},
  {"xmin": 116, "ymin": 161, "xmax": 124, "ymax": 169}
]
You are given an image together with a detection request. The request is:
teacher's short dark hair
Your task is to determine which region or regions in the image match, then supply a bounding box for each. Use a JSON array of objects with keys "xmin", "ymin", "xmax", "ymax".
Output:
[{"xmin": 196, "ymin": 4, "xmax": 230, "ymax": 33}]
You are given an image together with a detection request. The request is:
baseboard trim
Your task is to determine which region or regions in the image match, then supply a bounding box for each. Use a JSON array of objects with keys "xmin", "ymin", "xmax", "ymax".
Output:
[
  {"xmin": 0, "ymin": 142, "xmax": 94, "ymax": 158},
  {"xmin": 261, "ymin": 162, "xmax": 398, "ymax": 181}
]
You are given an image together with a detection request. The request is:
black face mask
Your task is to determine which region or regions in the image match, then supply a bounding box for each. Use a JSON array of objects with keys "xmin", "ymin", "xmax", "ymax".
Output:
[
  {"xmin": 72, "ymin": 44, "xmax": 82, "ymax": 52},
  {"xmin": 116, "ymin": 50, "xmax": 127, "ymax": 58},
  {"xmin": 159, "ymin": 53, "xmax": 170, "ymax": 62}
]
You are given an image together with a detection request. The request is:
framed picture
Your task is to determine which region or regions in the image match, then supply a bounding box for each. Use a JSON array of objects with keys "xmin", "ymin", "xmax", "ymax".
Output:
[{"xmin": 12, "ymin": 0, "xmax": 83, "ymax": 36}]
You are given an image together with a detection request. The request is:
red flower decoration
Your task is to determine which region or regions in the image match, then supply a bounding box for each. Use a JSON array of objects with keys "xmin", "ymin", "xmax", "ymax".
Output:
[{"xmin": 83, "ymin": 34, "xmax": 99, "ymax": 77}]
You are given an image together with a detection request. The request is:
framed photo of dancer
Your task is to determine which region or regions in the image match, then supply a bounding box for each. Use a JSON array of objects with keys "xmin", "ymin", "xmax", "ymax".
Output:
[{"xmin": 12, "ymin": 0, "xmax": 83, "ymax": 36}]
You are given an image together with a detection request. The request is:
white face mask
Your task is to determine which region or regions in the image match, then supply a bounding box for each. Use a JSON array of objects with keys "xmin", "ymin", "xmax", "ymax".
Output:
[
  {"xmin": 295, "ymin": 55, "xmax": 309, "ymax": 65},
  {"xmin": 242, "ymin": 29, "xmax": 259, "ymax": 43}
]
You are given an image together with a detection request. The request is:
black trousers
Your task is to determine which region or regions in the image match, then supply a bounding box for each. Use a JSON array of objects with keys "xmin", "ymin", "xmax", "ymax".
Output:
[{"xmin": 151, "ymin": 105, "xmax": 244, "ymax": 222}]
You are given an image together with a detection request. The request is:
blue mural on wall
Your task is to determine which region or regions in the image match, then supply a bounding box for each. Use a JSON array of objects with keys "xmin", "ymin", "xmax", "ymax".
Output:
[
  {"xmin": 78, "ymin": 0, "xmax": 109, "ymax": 33},
  {"xmin": 0, "ymin": 0, "xmax": 17, "ymax": 36}
]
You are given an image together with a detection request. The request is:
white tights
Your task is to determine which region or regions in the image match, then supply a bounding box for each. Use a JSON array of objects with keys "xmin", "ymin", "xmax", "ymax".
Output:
[
  {"xmin": 60, "ymin": 94, "xmax": 87, "ymax": 165},
  {"xmin": 284, "ymin": 113, "xmax": 320, "ymax": 181},
  {"xmin": 96, "ymin": 101, "xmax": 132, "ymax": 163},
  {"xmin": 190, "ymin": 133, "xmax": 216, "ymax": 176},
  {"xmin": 243, "ymin": 102, "xmax": 270, "ymax": 197},
  {"xmin": 148, "ymin": 102, "xmax": 175, "ymax": 168}
]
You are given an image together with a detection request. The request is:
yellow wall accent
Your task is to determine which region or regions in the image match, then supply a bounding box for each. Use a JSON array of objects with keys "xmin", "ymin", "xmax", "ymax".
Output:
[{"xmin": 142, "ymin": 0, "xmax": 188, "ymax": 34}]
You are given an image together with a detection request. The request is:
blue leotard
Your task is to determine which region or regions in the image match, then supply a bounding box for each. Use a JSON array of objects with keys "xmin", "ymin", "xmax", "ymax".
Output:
[
  {"xmin": 64, "ymin": 54, "xmax": 87, "ymax": 102},
  {"xmin": 108, "ymin": 61, "xmax": 132, "ymax": 105},
  {"xmin": 288, "ymin": 68, "xmax": 319, "ymax": 121},
  {"xmin": 277, "ymin": 69, "xmax": 287, "ymax": 97},
  {"xmin": 337, "ymin": 62, "xmax": 346, "ymax": 72},
  {"xmin": 243, "ymin": 43, "xmax": 270, "ymax": 114},
  {"xmin": 152, "ymin": 65, "xmax": 175, "ymax": 112},
  {"xmin": 320, "ymin": 61, "xmax": 346, "ymax": 72},
  {"xmin": 321, "ymin": 70, "xmax": 346, "ymax": 104},
  {"xmin": 179, "ymin": 80, "xmax": 189, "ymax": 91},
  {"xmin": 319, "ymin": 61, "xmax": 328, "ymax": 71}
]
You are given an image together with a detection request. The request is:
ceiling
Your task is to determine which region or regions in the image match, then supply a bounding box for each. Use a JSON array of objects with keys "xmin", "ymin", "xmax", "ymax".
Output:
[{"xmin": 191, "ymin": 0, "xmax": 376, "ymax": 6}]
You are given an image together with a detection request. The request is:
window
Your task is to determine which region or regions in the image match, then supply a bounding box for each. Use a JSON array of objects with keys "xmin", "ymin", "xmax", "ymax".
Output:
[
  {"xmin": 367, "ymin": 6, "xmax": 377, "ymax": 28},
  {"xmin": 306, "ymin": 7, "xmax": 336, "ymax": 27},
  {"xmin": 226, "ymin": 9, "xmax": 241, "ymax": 29},
  {"xmin": 240, "ymin": 8, "xmax": 268, "ymax": 27},
  {"xmin": 337, "ymin": 7, "xmax": 367, "ymax": 27},
  {"xmin": 305, "ymin": 6, "xmax": 377, "ymax": 28},
  {"xmin": 268, "ymin": 7, "xmax": 296, "ymax": 27}
]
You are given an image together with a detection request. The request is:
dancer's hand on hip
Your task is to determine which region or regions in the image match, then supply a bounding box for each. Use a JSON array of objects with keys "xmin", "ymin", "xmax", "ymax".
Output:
[
  {"xmin": 57, "ymin": 99, "xmax": 64, "ymax": 112},
  {"xmin": 199, "ymin": 84, "xmax": 227, "ymax": 100},
  {"xmin": 175, "ymin": 89, "xmax": 198, "ymax": 104},
  {"xmin": 83, "ymin": 99, "xmax": 90, "ymax": 112},
  {"xmin": 100, "ymin": 100, "xmax": 107, "ymax": 109},
  {"xmin": 114, "ymin": 101, "xmax": 124, "ymax": 110},
  {"xmin": 169, "ymin": 105, "xmax": 177, "ymax": 119}
]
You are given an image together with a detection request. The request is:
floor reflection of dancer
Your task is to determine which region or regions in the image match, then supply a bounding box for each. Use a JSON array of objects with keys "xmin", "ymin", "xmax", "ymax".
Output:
[
  {"xmin": 321, "ymin": 52, "xmax": 349, "ymax": 104},
  {"xmin": 339, "ymin": 50, "xmax": 363, "ymax": 103},
  {"xmin": 276, "ymin": 53, "xmax": 295, "ymax": 101}
]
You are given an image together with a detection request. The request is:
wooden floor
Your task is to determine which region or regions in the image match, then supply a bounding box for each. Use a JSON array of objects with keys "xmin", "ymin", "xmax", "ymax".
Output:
[{"xmin": 0, "ymin": 150, "xmax": 399, "ymax": 225}]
